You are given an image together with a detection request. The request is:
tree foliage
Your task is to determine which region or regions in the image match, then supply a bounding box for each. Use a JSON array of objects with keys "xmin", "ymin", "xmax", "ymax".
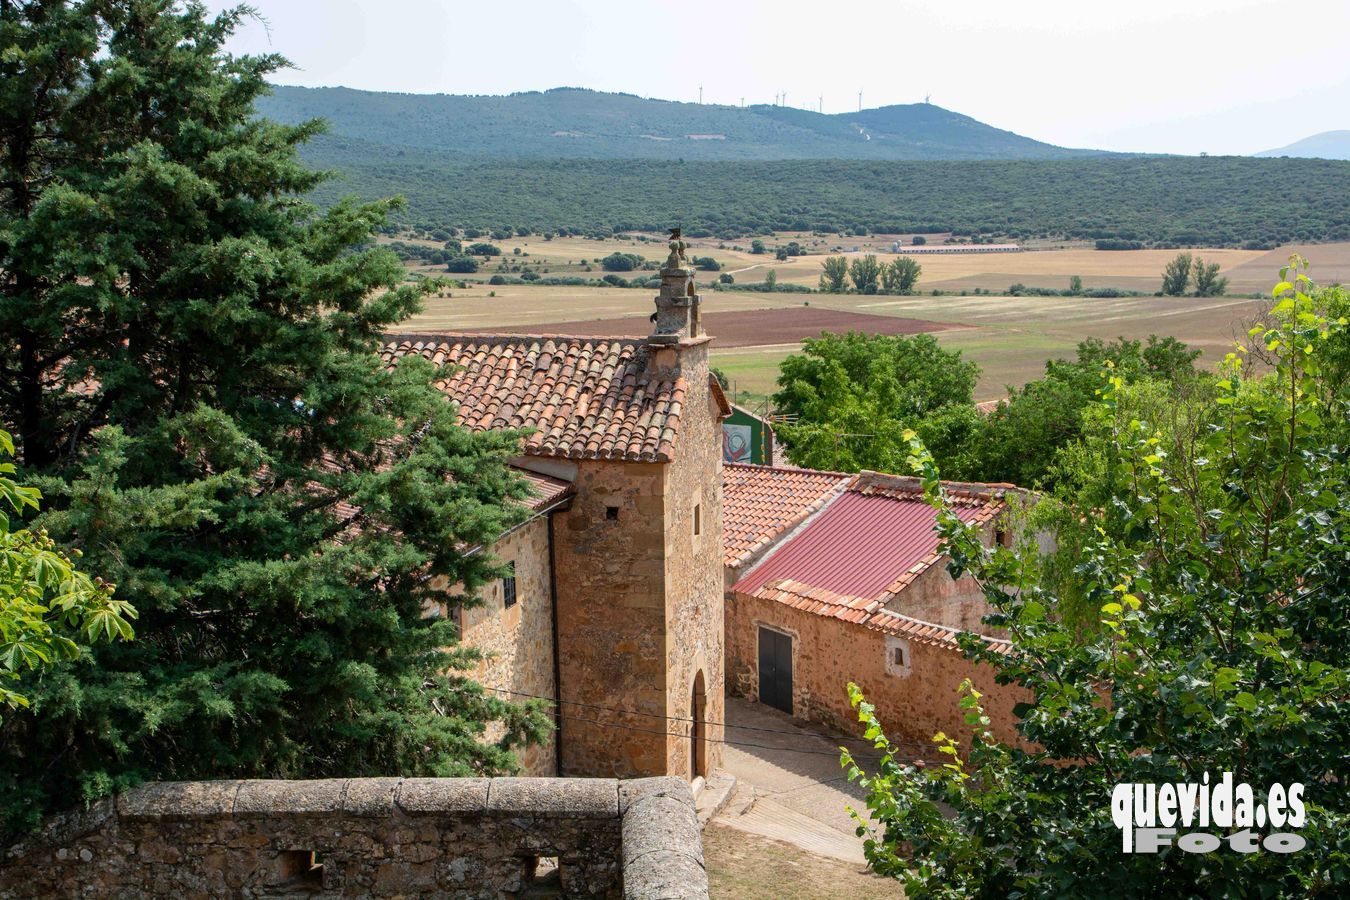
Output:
[
  {"xmin": 774, "ymin": 333, "xmax": 977, "ymax": 472},
  {"xmin": 1161, "ymin": 252, "xmax": 1194, "ymax": 295},
  {"xmin": 843, "ymin": 262, "xmax": 1350, "ymax": 897},
  {"xmin": 0, "ymin": 0, "xmax": 547, "ymax": 836},
  {"xmin": 0, "ymin": 430, "xmax": 136, "ymax": 717},
  {"xmin": 848, "ymin": 254, "xmax": 883, "ymax": 294},
  {"xmin": 1193, "ymin": 258, "xmax": 1229, "ymax": 297},
  {"xmin": 881, "ymin": 257, "xmax": 923, "ymax": 294},
  {"xmin": 819, "ymin": 255, "xmax": 849, "ymax": 292}
]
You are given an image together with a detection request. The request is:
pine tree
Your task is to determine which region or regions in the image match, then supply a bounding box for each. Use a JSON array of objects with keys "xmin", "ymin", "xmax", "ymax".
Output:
[{"xmin": 0, "ymin": 0, "xmax": 547, "ymax": 835}]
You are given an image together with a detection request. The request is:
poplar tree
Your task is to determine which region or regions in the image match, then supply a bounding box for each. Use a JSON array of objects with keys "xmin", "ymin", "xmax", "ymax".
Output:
[{"xmin": 0, "ymin": 0, "xmax": 546, "ymax": 835}]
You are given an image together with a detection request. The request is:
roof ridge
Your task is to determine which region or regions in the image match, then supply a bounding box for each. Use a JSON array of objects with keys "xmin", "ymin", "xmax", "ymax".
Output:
[
  {"xmin": 382, "ymin": 331, "xmax": 647, "ymax": 345},
  {"xmin": 724, "ymin": 462, "xmax": 853, "ymax": 479},
  {"xmin": 867, "ymin": 606, "xmax": 1011, "ymax": 647}
]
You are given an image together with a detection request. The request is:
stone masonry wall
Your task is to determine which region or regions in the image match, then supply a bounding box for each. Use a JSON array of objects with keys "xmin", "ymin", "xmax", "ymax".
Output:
[
  {"xmin": 0, "ymin": 777, "xmax": 706, "ymax": 899},
  {"xmin": 551, "ymin": 460, "xmax": 670, "ymax": 777},
  {"xmin": 725, "ymin": 593, "xmax": 1027, "ymax": 753},
  {"xmin": 457, "ymin": 517, "xmax": 558, "ymax": 776},
  {"xmin": 659, "ymin": 340, "xmax": 725, "ymax": 780}
]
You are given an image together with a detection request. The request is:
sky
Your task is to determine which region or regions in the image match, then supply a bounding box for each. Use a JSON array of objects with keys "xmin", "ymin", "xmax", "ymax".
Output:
[{"xmin": 211, "ymin": 0, "xmax": 1350, "ymax": 156}]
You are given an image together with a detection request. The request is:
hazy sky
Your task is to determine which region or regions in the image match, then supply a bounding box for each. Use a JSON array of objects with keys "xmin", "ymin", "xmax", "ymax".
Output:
[{"xmin": 211, "ymin": 0, "xmax": 1350, "ymax": 155}]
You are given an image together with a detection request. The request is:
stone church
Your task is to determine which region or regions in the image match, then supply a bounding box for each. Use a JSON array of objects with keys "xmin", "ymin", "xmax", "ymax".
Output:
[{"xmin": 381, "ymin": 240, "xmax": 729, "ymax": 780}]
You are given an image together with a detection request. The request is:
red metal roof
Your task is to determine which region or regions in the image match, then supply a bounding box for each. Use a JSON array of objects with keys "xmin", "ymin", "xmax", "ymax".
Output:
[{"xmin": 733, "ymin": 490, "xmax": 987, "ymax": 601}]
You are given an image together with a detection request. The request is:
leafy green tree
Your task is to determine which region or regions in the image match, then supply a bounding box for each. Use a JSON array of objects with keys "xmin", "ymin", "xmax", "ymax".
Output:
[
  {"xmin": 848, "ymin": 254, "xmax": 883, "ymax": 294},
  {"xmin": 600, "ymin": 251, "xmax": 642, "ymax": 271},
  {"xmin": 774, "ymin": 333, "xmax": 977, "ymax": 471},
  {"xmin": 1160, "ymin": 251, "xmax": 1194, "ymax": 295},
  {"xmin": 445, "ymin": 256, "xmax": 479, "ymax": 273},
  {"xmin": 764, "ymin": 269, "xmax": 778, "ymax": 290},
  {"xmin": 0, "ymin": 0, "xmax": 547, "ymax": 837},
  {"xmin": 911, "ymin": 235, "xmax": 927, "ymax": 245},
  {"xmin": 467, "ymin": 242, "xmax": 502, "ymax": 257},
  {"xmin": 881, "ymin": 257, "xmax": 922, "ymax": 294},
  {"xmin": 750, "ymin": 239, "xmax": 766, "ymax": 255},
  {"xmin": 958, "ymin": 336, "xmax": 1202, "ymax": 487},
  {"xmin": 819, "ymin": 255, "xmax": 849, "ymax": 292},
  {"xmin": 1193, "ymin": 258, "xmax": 1228, "ymax": 296},
  {"xmin": 1068, "ymin": 274, "xmax": 1083, "ymax": 296},
  {"xmin": 844, "ymin": 263, "xmax": 1349, "ymax": 897},
  {"xmin": 0, "ymin": 430, "xmax": 136, "ymax": 717}
]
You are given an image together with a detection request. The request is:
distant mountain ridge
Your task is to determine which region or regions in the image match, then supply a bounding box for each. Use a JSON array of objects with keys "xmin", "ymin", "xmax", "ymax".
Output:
[
  {"xmin": 255, "ymin": 85, "xmax": 1112, "ymax": 161},
  {"xmin": 1255, "ymin": 131, "xmax": 1350, "ymax": 161}
]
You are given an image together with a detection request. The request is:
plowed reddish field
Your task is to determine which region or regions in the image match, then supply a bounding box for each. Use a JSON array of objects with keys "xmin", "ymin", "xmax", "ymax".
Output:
[{"xmin": 482, "ymin": 307, "xmax": 962, "ymax": 348}]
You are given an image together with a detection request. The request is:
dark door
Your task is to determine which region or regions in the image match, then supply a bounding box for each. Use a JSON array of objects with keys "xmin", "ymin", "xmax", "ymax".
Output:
[{"xmin": 758, "ymin": 628, "xmax": 793, "ymax": 715}]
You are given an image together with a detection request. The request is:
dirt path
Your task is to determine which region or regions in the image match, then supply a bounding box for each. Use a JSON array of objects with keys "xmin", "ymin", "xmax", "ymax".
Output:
[{"xmin": 704, "ymin": 823, "xmax": 902, "ymax": 899}]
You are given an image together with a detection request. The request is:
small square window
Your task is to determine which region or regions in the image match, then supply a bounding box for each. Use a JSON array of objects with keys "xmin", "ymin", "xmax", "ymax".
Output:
[
  {"xmin": 995, "ymin": 527, "xmax": 1010, "ymax": 548},
  {"xmin": 892, "ymin": 645, "xmax": 907, "ymax": 668},
  {"xmin": 693, "ymin": 503, "xmax": 701, "ymax": 536},
  {"xmin": 279, "ymin": 850, "xmax": 323, "ymax": 889},
  {"xmin": 605, "ymin": 506, "xmax": 620, "ymax": 521},
  {"xmin": 503, "ymin": 562, "xmax": 517, "ymax": 609}
]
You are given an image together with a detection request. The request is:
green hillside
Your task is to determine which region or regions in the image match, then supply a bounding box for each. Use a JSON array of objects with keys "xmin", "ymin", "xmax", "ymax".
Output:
[
  {"xmin": 257, "ymin": 85, "xmax": 1105, "ymax": 161},
  {"xmin": 298, "ymin": 136, "xmax": 1350, "ymax": 246}
]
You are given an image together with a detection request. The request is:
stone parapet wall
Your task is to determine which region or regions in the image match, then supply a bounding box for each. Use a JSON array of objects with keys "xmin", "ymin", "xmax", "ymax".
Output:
[{"xmin": 1, "ymin": 777, "xmax": 707, "ymax": 899}]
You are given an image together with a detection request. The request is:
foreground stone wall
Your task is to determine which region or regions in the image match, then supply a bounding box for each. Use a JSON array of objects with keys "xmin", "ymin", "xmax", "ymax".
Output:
[
  {"xmin": 725, "ymin": 592, "xmax": 1027, "ymax": 753},
  {"xmin": 0, "ymin": 777, "xmax": 706, "ymax": 899}
]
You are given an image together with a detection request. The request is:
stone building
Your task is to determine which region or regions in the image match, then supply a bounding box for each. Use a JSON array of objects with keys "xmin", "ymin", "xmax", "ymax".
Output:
[
  {"xmin": 721, "ymin": 465, "xmax": 1031, "ymax": 751},
  {"xmin": 380, "ymin": 250, "xmax": 729, "ymax": 780}
]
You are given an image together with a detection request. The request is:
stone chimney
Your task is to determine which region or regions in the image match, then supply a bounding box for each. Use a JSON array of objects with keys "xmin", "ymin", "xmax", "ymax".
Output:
[{"xmin": 649, "ymin": 228, "xmax": 703, "ymax": 345}]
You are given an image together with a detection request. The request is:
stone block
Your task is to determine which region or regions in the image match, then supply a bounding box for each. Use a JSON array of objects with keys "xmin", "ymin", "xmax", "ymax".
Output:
[
  {"xmin": 233, "ymin": 779, "xmax": 346, "ymax": 818},
  {"xmin": 118, "ymin": 781, "xmax": 242, "ymax": 822},
  {"xmin": 395, "ymin": 778, "xmax": 489, "ymax": 816},
  {"xmin": 622, "ymin": 848, "xmax": 708, "ymax": 900},
  {"xmin": 622, "ymin": 796, "xmax": 703, "ymax": 871},
  {"xmin": 486, "ymin": 778, "xmax": 618, "ymax": 819},
  {"xmin": 617, "ymin": 777, "xmax": 692, "ymax": 814},
  {"xmin": 341, "ymin": 777, "xmax": 402, "ymax": 816}
]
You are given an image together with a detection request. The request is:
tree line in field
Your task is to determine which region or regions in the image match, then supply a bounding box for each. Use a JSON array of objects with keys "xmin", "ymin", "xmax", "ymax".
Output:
[{"xmin": 300, "ymin": 136, "xmax": 1350, "ymax": 247}]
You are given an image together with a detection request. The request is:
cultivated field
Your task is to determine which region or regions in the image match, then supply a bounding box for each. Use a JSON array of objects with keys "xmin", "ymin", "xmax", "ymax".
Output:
[{"xmin": 394, "ymin": 234, "xmax": 1349, "ymax": 407}]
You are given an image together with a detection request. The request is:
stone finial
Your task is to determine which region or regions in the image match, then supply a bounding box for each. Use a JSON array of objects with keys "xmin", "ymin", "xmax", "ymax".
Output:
[
  {"xmin": 664, "ymin": 227, "xmax": 690, "ymax": 272},
  {"xmin": 650, "ymin": 227, "xmax": 703, "ymax": 345}
]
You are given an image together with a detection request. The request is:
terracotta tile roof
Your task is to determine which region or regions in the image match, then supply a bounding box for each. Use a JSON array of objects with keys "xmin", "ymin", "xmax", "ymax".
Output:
[
  {"xmin": 865, "ymin": 607, "xmax": 1013, "ymax": 655},
  {"xmin": 380, "ymin": 333, "xmax": 688, "ymax": 462},
  {"xmin": 731, "ymin": 470, "xmax": 1013, "ymax": 653},
  {"xmin": 721, "ymin": 464, "xmax": 850, "ymax": 567},
  {"xmin": 513, "ymin": 467, "xmax": 575, "ymax": 511}
]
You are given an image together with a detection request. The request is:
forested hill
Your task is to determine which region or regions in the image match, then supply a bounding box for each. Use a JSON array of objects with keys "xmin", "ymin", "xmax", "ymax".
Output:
[{"xmin": 256, "ymin": 85, "xmax": 1107, "ymax": 161}]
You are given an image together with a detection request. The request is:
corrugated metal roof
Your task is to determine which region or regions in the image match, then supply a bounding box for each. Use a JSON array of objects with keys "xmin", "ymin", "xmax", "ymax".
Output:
[{"xmin": 733, "ymin": 490, "xmax": 987, "ymax": 600}]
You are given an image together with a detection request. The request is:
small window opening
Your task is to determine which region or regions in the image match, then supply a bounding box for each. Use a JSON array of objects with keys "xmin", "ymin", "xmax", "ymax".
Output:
[
  {"xmin": 693, "ymin": 503, "xmax": 701, "ymax": 536},
  {"xmin": 892, "ymin": 645, "xmax": 907, "ymax": 668},
  {"xmin": 503, "ymin": 561, "xmax": 517, "ymax": 609},
  {"xmin": 995, "ymin": 526, "xmax": 1011, "ymax": 548},
  {"xmin": 605, "ymin": 505, "xmax": 620, "ymax": 521},
  {"xmin": 525, "ymin": 855, "xmax": 562, "ymax": 888},
  {"xmin": 279, "ymin": 850, "xmax": 323, "ymax": 890}
]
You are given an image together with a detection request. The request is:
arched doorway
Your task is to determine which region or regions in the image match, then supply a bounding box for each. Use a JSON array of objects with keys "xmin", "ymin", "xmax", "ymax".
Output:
[{"xmin": 691, "ymin": 670, "xmax": 708, "ymax": 779}]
